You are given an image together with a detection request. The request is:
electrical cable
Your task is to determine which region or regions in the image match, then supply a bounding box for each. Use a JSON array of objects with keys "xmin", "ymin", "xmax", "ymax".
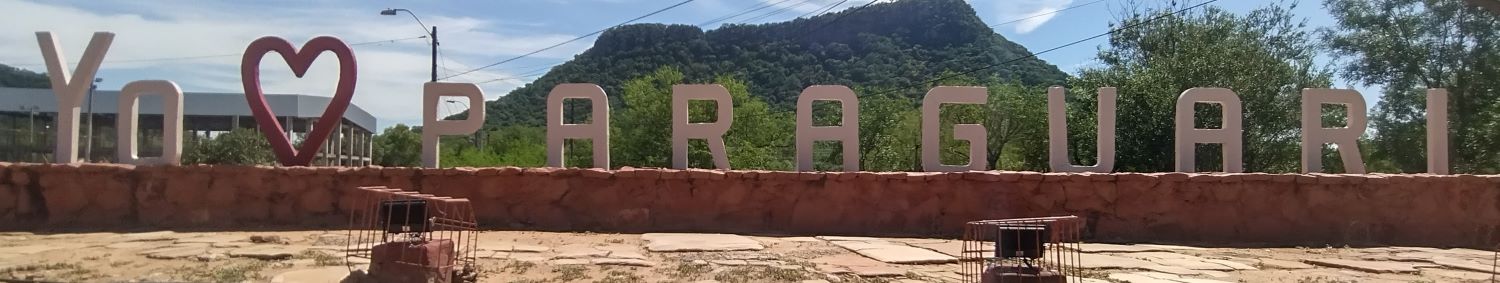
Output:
[
  {"xmin": 11, "ymin": 35, "xmax": 429, "ymax": 66},
  {"xmin": 439, "ymin": 0, "xmax": 697, "ymax": 80},
  {"xmin": 741, "ymin": 0, "xmax": 816, "ymax": 23},
  {"xmin": 989, "ymin": 0, "xmax": 1106, "ymax": 28},
  {"xmin": 796, "ymin": 0, "xmax": 848, "ymax": 19},
  {"xmin": 699, "ymin": 0, "xmax": 798, "ymax": 26}
]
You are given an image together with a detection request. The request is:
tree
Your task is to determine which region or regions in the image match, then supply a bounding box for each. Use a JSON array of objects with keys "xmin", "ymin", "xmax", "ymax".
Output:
[
  {"xmin": 611, "ymin": 66, "xmax": 795, "ymax": 170},
  {"xmin": 182, "ymin": 128, "xmax": 275, "ymax": 165},
  {"xmin": 985, "ymin": 82, "xmax": 1048, "ymax": 171},
  {"xmin": 856, "ymin": 90, "xmax": 922, "ymax": 171},
  {"xmin": 481, "ymin": 0, "xmax": 1068, "ymax": 129},
  {"xmin": 1071, "ymin": 2, "xmax": 1332, "ymax": 173},
  {"xmin": 611, "ymin": 67, "xmax": 682, "ymax": 168},
  {"xmin": 0, "ymin": 63, "xmax": 49, "ymax": 88},
  {"xmin": 1323, "ymin": 0, "xmax": 1500, "ymax": 173},
  {"xmin": 372, "ymin": 124, "xmax": 421, "ymax": 167}
]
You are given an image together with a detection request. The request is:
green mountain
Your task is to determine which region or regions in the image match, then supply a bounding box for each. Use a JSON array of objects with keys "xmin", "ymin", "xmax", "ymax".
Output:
[
  {"xmin": 481, "ymin": 0, "xmax": 1069, "ymax": 127},
  {"xmin": 0, "ymin": 63, "xmax": 49, "ymax": 88}
]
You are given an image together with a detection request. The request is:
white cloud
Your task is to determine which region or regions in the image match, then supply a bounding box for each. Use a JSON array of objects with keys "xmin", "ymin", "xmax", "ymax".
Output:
[
  {"xmin": 985, "ymin": 0, "xmax": 1075, "ymax": 34},
  {"xmin": 0, "ymin": 0, "xmax": 551, "ymax": 130}
]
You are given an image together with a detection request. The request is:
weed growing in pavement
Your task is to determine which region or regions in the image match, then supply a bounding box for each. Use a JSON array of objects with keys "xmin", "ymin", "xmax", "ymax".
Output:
[{"xmin": 551, "ymin": 265, "xmax": 588, "ymax": 281}]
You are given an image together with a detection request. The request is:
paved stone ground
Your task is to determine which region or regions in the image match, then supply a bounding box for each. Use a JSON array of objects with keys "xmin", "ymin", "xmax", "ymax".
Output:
[{"xmin": 0, "ymin": 230, "xmax": 1495, "ymax": 282}]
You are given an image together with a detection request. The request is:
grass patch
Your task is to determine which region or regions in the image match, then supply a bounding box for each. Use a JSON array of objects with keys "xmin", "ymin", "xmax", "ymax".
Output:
[
  {"xmin": 836, "ymin": 275, "xmax": 895, "ymax": 283},
  {"xmin": 297, "ymin": 250, "xmax": 344, "ymax": 266},
  {"xmin": 597, "ymin": 270, "xmax": 644, "ymax": 283},
  {"xmin": 712, "ymin": 266, "xmax": 816, "ymax": 283},
  {"xmin": 551, "ymin": 265, "xmax": 588, "ymax": 281},
  {"xmin": 1, "ymin": 262, "xmax": 102, "ymax": 281},
  {"xmin": 171, "ymin": 261, "xmax": 270, "ymax": 282},
  {"xmin": 501, "ymin": 260, "xmax": 537, "ymax": 274},
  {"xmin": 666, "ymin": 261, "xmax": 712, "ymax": 279},
  {"xmin": 1295, "ymin": 276, "xmax": 1360, "ymax": 283}
]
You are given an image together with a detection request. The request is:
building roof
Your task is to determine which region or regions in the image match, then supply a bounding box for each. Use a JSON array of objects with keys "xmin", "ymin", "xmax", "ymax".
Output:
[{"xmin": 0, "ymin": 86, "xmax": 377, "ymax": 131}]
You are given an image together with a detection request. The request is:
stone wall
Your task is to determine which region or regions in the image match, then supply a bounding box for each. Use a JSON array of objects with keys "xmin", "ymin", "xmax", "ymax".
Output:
[{"xmin": 1, "ymin": 163, "xmax": 1497, "ymax": 247}]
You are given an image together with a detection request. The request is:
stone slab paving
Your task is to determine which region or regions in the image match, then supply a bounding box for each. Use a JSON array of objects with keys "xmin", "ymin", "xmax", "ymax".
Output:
[
  {"xmin": 270, "ymin": 266, "xmax": 356, "ymax": 283},
  {"xmin": 826, "ymin": 239, "xmax": 958, "ymax": 264},
  {"xmin": 0, "ymin": 230, "xmax": 1494, "ymax": 282},
  {"xmin": 475, "ymin": 241, "xmax": 551, "ymax": 253},
  {"xmin": 643, "ymin": 233, "xmax": 765, "ymax": 252},
  {"xmin": 1072, "ymin": 243, "xmax": 1172, "ymax": 253},
  {"xmin": 1302, "ymin": 258, "xmax": 1431, "ymax": 274},
  {"xmin": 1257, "ymin": 258, "xmax": 1316, "ymax": 269}
]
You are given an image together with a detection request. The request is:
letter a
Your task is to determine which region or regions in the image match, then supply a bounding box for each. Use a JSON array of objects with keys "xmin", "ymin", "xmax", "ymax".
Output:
[
  {"xmin": 546, "ymin": 83, "xmax": 610, "ymax": 168},
  {"xmin": 795, "ymin": 85, "xmax": 859, "ymax": 172},
  {"xmin": 1174, "ymin": 88, "xmax": 1244, "ymax": 172}
]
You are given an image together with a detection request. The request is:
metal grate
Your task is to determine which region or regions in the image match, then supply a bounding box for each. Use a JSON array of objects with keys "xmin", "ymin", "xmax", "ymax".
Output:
[
  {"xmin": 961, "ymin": 216, "xmax": 1084, "ymax": 283},
  {"xmin": 345, "ymin": 186, "xmax": 480, "ymax": 282}
]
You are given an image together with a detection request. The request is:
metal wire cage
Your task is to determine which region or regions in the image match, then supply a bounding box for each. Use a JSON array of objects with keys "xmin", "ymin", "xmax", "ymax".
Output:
[
  {"xmin": 345, "ymin": 186, "xmax": 480, "ymax": 283},
  {"xmin": 961, "ymin": 216, "xmax": 1083, "ymax": 283}
]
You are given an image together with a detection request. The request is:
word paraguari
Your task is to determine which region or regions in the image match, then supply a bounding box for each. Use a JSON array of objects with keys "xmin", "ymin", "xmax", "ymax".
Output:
[{"xmin": 30, "ymin": 32, "xmax": 1456, "ymax": 174}]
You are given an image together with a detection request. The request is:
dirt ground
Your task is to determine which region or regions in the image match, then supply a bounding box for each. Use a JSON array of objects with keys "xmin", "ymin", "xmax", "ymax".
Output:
[{"xmin": 0, "ymin": 230, "xmax": 1496, "ymax": 282}]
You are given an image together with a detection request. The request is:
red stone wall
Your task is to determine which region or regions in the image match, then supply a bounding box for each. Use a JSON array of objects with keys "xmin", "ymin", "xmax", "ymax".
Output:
[{"xmin": 1, "ymin": 163, "xmax": 1497, "ymax": 247}]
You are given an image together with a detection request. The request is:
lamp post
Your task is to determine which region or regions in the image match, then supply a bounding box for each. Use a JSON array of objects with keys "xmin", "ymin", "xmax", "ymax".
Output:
[
  {"xmin": 445, "ymin": 100, "xmax": 482, "ymax": 149},
  {"xmin": 381, "ymin": 8, "xmax": 438, "ymax": 82},
  {"xmin": 20, "ymin": 105, "xmax": 38, "ymax": 144},
  {"xmin": 85, "ymin": 77, "xmax": 101, "ymax": 162}
]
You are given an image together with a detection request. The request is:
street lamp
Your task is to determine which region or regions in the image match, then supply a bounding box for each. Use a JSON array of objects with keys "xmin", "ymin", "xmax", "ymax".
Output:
[
  {"xmin": 85, "ymin": 77, "xmax": 102, "ymax": 162},
  {"xmin": 445, "ymin": 100, "xmax": 483, "ymax": 149},
  {"xmin": 381, "ymin": 8, "xmax": 438, "ymax": 82},
  {"xmin": 19, "ymin": 105, "xmax": 38, "ymax": 144}
]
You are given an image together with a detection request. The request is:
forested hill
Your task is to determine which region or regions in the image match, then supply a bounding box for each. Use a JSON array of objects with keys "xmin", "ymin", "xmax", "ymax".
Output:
[
  {"xmin": 481, "ymin": 0, "xmax": 1070, "ymax": 127},
  {"xmin": 0, "ymin": 63, "xmax": 50, "ymax": 88}
]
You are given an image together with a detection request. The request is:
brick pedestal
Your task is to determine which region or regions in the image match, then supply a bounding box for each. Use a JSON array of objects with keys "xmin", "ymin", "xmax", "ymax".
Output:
[{"xmin": 369, "ymin": 239, "xmax": 455, "ymax": 283}]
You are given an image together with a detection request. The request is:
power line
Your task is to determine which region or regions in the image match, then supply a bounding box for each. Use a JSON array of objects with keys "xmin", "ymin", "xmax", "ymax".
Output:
[
  {"xmin": 10, "ymin": 35, "xmax": 429, "ymax": 66},
  {"xmin": 476, "ymin": 63, "xmax": 559, "ymax": 85},
  {"xmin": 471, "ymin": 0, "xmax": 858, "ymax": 86},
  {"xmin": 911, "ymin": 0, "xmax": 1216, "ymax": 92},
  {"xmin": 440, "ymin": 0, "xmax": 697, "ymax": 81},
  {"xmin": 789, "ymin": 0, "xmax": 880, "ymax": 42},
  {"xmin": 742, "ymin": 0, "xmax": 815, "ymax": 23},
  {"xmin": 723, "ymin": 0, "xmax": 1218, "ymax": 122},
  {"xmin": 990, "ymin": 0, "xmax": 1106, "ymax": 28},
  {"xmin": 796, "ymin": 0, "xmax": 848, "ymax": 19},
  {"xmin": 698, "ymin": 0, "xmax": 798, "ymax": 26}
]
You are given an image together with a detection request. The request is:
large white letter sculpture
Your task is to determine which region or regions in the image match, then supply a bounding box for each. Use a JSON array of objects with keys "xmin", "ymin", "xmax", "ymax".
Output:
[
  {"xmin": 36, "ymin": 32, "xmax": 113, "ymax": 163},
  {"xmin": 1300, "ymin": 88, "xmax": 1367, "ymax": 173},
  {"xmin": 421, "ymin": 82, "xmax": 486, "ymax": 168},
  {"xmin": 1427, "ymin": 89, "xmax": 1449, "ymax": 174},
  {"xmin": 1047, "ymin": 87, "xmax": 1117, "ymax": 172},
  {"xmin": 1174, "ymin": 88, "xmax": 1244, "ymax": 172},
  {"xmin": 795, "ymin": 85, "xmax": 859, "ymax": 171},
  {"xmin": 115, "ymin": 80, "xmax": 183, "ymax": 165},
  {"xmin": 546, "ymin": 83, "xmax": 610, "ymax": 168},
  {"xmin": 921, "ymin": 86, "xmax": 987, "ymax": 172},
  {"xmin": 671, "ymin": 84, "xmax": 733, "ymax": 169}
]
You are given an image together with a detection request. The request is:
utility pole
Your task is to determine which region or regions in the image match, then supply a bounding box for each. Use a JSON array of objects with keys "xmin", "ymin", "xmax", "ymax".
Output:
[
  {"xmin": 85, "ymin": 78, "xmax": 101, "ymax": 162},
  {"xmin": 431, "ymin": 26, "xmax": 438, "ymax": 82},
  {"xmin": 380, "ymin": 8, "xmax": 438, "ymax": 82}
]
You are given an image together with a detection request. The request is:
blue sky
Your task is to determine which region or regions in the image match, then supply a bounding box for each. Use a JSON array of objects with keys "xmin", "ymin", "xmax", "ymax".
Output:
[{"xmin": 2, "ymin": 0, "xmax": 1374, "ymax": 130}]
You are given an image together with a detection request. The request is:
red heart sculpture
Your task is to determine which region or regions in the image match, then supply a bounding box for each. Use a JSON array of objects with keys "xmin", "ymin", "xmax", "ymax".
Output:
[{"xmin": 241, "ymin": 36, "xmax": 357, "ymax": 166}]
